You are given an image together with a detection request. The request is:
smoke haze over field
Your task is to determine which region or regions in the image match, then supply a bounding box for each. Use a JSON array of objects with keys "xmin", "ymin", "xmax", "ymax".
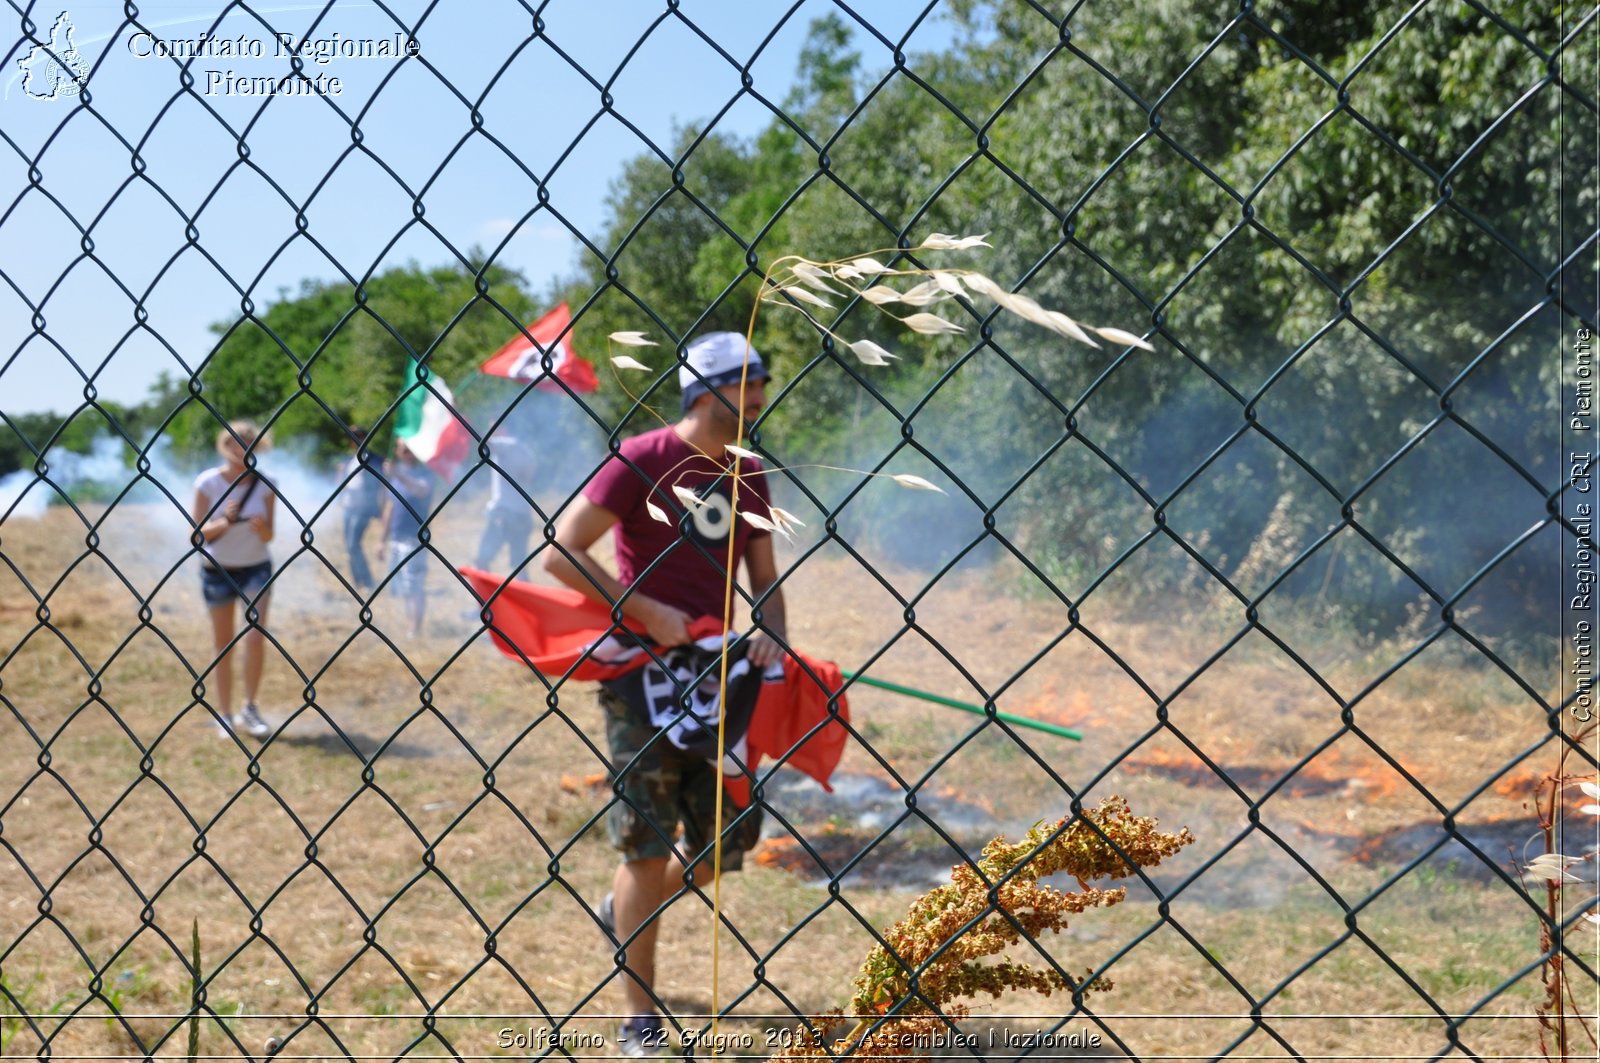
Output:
[
  {"xmin": 0, "ymin": 331, "xmax": 1565, "ymax": 690},
  {"xmin": 754, "ymin": 324, "xmax": 1564, "ymax": 682}
]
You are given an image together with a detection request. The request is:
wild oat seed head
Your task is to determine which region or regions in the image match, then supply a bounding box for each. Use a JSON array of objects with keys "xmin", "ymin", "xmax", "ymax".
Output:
[
  {"xmin": 1094, "ymin": 326, "xmax": 1155, "ymax": 351},
  {"xmin": 670, "ymin": 485, "xmax": 708, "ymax": 511},
  {"xmin": 850, "ymin": 339, "xmax": 897, "ymax": 366},
  {"xmin": 742, "ymin": 509, "xmax": 790, "ymax": 541},
  {"xmin": 790, "ymin": 262, "xmax": 844, "ymax": 294},
  {"xmin": 776, "ymin": 285, "xmax": 835, "ymax": 309},
  {"xmin": 770, "ymin": 505, "xmax": 807, "ymax": 529},
  {"xmin": 608, "ymin": 331, "xmax": 658, "ymax": 346},
  {"xmin": 919, "ymin": 232, "xmax": 991, "ymax": 250},
  {"xmin": 899, "ymin": 312, "xmax": 964, "ymax": 336},
  {"xmin": 891, "ymin": 474, "xmax": 943, "ymax": 493},
  {"xmin": 848, "ymin": 256, "xmax": 892, "ymax": 276},
  {"xmin": 857, "ymin": 287, "xmax": 904, "ymax": 306}
]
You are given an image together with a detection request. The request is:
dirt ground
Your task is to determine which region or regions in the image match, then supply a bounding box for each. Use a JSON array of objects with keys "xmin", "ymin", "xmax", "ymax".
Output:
[{"xmin": 0, "ymin": 497, "xmax": 1592, "ymax": 1061}]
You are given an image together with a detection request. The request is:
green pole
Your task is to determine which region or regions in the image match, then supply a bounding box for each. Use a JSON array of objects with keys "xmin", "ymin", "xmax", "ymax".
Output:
[{"xmin": 841, "ymin": 671, "xmax": 1083, "ymax": 741}]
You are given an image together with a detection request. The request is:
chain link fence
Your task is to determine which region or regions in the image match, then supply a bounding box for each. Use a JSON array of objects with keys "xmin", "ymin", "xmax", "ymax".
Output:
[{"xmin": 1, "ymin": 1, "xmax": 1597, "ymax": 1060}]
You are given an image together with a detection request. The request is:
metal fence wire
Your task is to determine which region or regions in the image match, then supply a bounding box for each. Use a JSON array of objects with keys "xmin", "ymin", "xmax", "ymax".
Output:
[{"xmin": 1, "ymin": 1, "xmax": 1597, "ymax": 1061}]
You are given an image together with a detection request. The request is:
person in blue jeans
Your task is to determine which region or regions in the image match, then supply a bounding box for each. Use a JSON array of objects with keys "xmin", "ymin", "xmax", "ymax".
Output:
[
  {"xmin": 338, "ymin": 425, "xmax": 385, "ymax": 589},
  {"xmin": 473, "ymin": 428, "xmax": 538, "ymax": 578},
  {"xmin": 382, "ymin": 440, "xmax": 436, "ymax": 638}
]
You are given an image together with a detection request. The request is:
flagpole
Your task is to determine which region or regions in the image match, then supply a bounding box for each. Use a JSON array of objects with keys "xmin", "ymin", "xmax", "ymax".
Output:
[{"xmin": 840, "ymin": 670, "xmax": 1083, "ymax": 741}]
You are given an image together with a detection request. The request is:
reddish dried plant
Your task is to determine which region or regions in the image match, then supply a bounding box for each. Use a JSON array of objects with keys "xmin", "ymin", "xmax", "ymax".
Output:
[
  {"xmin": 1523, "ymin": 718, "xmax": 1600, "ymax": 1062},
  {"xmin": 774, "ymin": 796, "xmax": 1193, "ymax": 1060}
]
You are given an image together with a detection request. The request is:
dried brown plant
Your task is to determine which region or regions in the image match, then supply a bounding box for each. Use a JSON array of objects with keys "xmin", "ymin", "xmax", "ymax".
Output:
[{"xmin": 773, "ymin": 796, "xmax": 1193, "ymax": 1062}]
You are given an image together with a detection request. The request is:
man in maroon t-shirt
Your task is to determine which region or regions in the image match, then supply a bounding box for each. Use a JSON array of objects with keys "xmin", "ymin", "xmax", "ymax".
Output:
[{"xmin": 544, "ymin": 331, "xmax": 786, "ymax": 1051}]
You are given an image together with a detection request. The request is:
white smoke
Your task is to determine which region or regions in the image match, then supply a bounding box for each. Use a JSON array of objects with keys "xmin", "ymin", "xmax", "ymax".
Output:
[
  {"xmin": 0, "ymin": 433, "xmax": 370, "ymax": 598},
  {"xmin": 0, "ymin": 405, "xmax": 601, "ymax": 631},
  {"xmin": 0, "ymin": 468, "xmax": 45, "ymax": 519},
  {"xmin": 0, "ymin": 435, "xmax": 136, "ymax": 519}
]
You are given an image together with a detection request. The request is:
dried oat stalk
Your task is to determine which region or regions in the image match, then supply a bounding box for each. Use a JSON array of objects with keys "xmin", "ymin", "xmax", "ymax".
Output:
[
  {"xmin": 757, "ymin": 236, "xmax": 1156, "ymax": 364},
  {"xmin": 603, "ymin": 233, "xmax": 1152, "ymax": 520}
]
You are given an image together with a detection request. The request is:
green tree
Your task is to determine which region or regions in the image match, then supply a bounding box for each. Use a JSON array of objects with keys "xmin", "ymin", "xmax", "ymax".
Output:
[
  {"xmin": 543, "ymin": 127, "xmax": 758, "ymax": 436},
  {"xmin": 169, "ymin": 255, "xmax": 541, "ymax": 461},
  {"xmin": 0, "ymin": 374, "xmax": 187, "ymax": 484}
]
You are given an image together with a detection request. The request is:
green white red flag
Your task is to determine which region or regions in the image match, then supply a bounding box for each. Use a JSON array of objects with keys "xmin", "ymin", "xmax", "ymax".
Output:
[{"xmin": 394, "ymin": 356, "xmax": 471, "ymax": 478}]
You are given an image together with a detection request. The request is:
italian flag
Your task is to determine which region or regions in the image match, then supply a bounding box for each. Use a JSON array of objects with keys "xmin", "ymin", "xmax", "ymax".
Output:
[{"xmin": 395, "ymin": 356, "xmax": 471, "ymax": 478}]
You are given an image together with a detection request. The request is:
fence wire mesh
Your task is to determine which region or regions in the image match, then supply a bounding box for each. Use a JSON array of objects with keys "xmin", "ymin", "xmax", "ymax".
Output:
[{"xmin": 0, "ymin": 1, "xmax": 1597, "ymax": 1061}]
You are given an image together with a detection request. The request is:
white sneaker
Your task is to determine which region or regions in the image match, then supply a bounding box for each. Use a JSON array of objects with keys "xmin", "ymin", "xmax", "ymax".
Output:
[
  {"xmin": 230, "ymin": 704, "xmax": 272, "ymax": 739},
  {"xmin": 618, "ymin": 1019, "xmax": 670, "ymax": 1058}
]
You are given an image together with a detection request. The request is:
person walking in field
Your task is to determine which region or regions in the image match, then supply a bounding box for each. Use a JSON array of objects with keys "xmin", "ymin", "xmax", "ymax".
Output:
[
  {"xmin": 337, "ymin": 424, "xmax": 386, "ymax": 589},
  {"xmin": 382, "ymin": 439, "xmax": 437, "ymax": 638},
  {"xmin": 544, "ymin": 332, "xmax": 787, "ymax": 1056},
  {"xmin": 474, "ymin": 427, "xmax": 538, "ymax": 578},
  {"xmin": 192, "ymin": 420, "xmax": 276, "ymax": 740}
]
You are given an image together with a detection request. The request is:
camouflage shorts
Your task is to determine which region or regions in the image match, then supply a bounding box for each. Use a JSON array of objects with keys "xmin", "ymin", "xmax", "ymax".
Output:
[{"xmin": 598, "ymin": 683, "xmax": 763, "ymax": 868}]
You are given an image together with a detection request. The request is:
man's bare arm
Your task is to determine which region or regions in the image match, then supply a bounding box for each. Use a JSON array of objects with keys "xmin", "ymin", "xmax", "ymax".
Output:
[
  {"xmin": 543, "ymin": 495, "xmax": 693, "ymax": 647},
  {"xmin": 742, "ymin": 534, "xmax": 787, "ymax": 669}
]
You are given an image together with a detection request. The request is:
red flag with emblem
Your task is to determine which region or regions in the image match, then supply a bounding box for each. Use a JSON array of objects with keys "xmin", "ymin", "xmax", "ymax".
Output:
[{"xmin": 479, "ymin": 303, "xmax": 599, "ymax": 393}]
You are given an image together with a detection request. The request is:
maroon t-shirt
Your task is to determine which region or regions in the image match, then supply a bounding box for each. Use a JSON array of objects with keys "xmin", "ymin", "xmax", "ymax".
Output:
[{"xmin": 583, "ymin": 425, "xmax": 772, "ymax": 620}]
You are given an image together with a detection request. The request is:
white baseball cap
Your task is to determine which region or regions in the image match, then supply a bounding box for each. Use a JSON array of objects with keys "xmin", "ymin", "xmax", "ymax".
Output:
[{"xmin": 679, "ymin": 332, "xmax": 768, "ymax": 411}]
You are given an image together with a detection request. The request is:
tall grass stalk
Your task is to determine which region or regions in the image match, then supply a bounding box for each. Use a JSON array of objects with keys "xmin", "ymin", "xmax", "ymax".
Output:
[{"xmin": 187, "ymin": 917, "xmax": 202, "ymax": 1063}]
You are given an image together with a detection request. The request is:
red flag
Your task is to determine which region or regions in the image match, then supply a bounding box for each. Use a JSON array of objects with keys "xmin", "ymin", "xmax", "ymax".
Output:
[
  {"xmin": 746, "ymin": 654, "xmax": 850, "ymax": 796},
  {"xmin": 457, "ymin": 568, "xmax": 658, "ymax": 680},
  {"xmin": 457, "ymin": 567, "xmax": 850, "ymax": 795},
  {"xmin": 480, "ymin": 303, "xmax": 599, "ymax": 393}
]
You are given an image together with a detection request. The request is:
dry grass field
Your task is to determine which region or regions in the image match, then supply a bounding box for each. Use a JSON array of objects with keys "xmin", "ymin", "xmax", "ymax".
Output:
[{"xmin": 0, "ymin": 494, "xmax": 1591, "ymax": 1061}]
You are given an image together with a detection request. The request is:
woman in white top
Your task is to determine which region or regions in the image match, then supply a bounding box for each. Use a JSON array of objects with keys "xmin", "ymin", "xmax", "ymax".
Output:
[{"xmin": 191, "ymin": 421, "xmax": 276, "ymax": 739}]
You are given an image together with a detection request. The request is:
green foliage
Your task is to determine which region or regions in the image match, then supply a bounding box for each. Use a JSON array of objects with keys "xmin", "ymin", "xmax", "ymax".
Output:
[
  {"xmin": 167, "ymin": 254, "xmax": 542, "ymax": 463},
  {"xmin": 0, "ymin": 973, "xmax": 36, "ymax": 1051},
  {"xmin": 0, "ymin": 377, "xmax": 186, "ymax": 479},
  {"xmin": 187, "ymin": 918, "xmax": 201, "ymax": 1063},
  {"xmin": 0, "ymin": 972, "xmax": 74, "ymax": 1054}
]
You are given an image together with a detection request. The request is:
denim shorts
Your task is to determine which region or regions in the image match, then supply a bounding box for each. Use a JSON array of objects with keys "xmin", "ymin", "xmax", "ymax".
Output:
[{"xmin": 200, "ymin": 561, "xmax": 272, "ymax": 607}]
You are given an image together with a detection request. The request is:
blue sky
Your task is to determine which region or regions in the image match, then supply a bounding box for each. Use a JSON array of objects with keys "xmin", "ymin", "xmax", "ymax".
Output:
[{"xmin": 1, "ymin": 0, "xmax": 958, "ymax": 416}]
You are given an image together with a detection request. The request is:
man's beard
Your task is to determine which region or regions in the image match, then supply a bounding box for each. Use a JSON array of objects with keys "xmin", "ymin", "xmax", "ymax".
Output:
[{"xmin": 709, "ymin": 400, "xmax": 755, "ymax": 437}]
